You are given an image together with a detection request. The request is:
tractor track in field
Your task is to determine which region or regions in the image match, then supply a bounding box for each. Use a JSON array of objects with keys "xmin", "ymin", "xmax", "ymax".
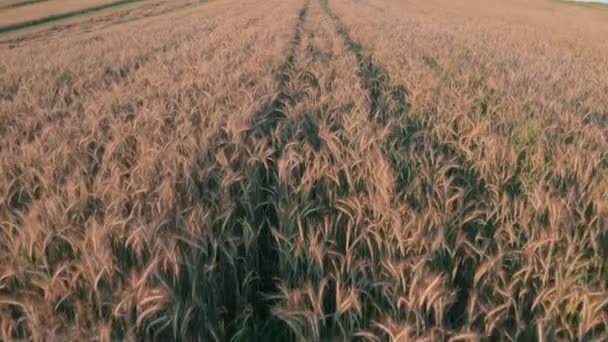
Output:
[
  {"xmin": 321, "ymin": 0, "xmax": 499, "ymax": 329},
  {"xmin": 242, "ymin": 0, "xmax": 310, "ymax": 329},
  {"xmin": 321, "ymin": 0, "xmax": 408, "ymax": 125}
]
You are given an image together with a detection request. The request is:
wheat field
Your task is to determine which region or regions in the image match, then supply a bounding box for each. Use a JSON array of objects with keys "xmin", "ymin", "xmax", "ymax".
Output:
[{"xmin": 0, "ymin": 0, "xmax": 607, "ymax": 340}]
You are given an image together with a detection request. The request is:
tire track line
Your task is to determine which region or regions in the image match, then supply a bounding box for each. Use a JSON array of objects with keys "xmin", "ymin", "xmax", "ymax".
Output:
[
  {"xmin": 243, "ymin": 0, "xmax": 310, "ymax": 325},
  {"xmin": 321, "ymin": 0, "xmax": 498, "ymax": 330}
]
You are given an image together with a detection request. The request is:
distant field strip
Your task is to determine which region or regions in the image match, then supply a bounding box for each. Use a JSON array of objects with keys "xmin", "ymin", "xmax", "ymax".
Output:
[
  {"xmin": 0, "ymin": 0, "xmax": 150, "ymax": 34},
  {"xmin": 0, "ymin": 0, "xmax": 199, "ymax": 47},
  {"xmin": 0, "ymin": 0, "xmax": 48, "ymax": 11}
]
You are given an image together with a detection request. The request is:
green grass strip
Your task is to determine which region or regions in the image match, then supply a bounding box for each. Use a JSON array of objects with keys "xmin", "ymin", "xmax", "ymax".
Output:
[
  {"xmin": 0, "ymin": 0, "xmax": 150, "ymax": 34},
  {"xmin": 0, "ymin": 0, "xmax": 49, "ymax": 11}
]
